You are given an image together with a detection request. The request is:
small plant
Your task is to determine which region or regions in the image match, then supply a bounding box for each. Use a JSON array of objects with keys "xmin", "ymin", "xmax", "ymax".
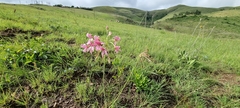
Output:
[
  {"xmin": 177, "ymin": 50, "xmax": 201, "ymax": 70},
  {"xmin": 75, "ymin": 83, "xmax": 88, "ymax": 103},
  {"xmin": 80, "ymin": 26, "xmax": 121, "ymax": 62},
  {"xmin": 41, "ymin": 65, "xmax": 57, "ymax": 83},
  {"xmin": 132, "ymin": 68, "xmax": 150, "ymax": 91},
  {"xmin": 4, "ymin": 47, "xmax": 39, "ymax": 69}
]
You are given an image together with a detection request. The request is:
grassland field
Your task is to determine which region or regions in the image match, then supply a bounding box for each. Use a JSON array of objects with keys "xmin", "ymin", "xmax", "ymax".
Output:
[{"xmin": 0, "ymin": 3, "xmax": 240, "ymax": 107}]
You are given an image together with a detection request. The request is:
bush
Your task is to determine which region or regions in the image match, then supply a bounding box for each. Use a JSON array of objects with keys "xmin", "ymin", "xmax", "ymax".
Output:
[{"xmin": 53, "ymin": 4, "xmax": 63, "ymax": 7}]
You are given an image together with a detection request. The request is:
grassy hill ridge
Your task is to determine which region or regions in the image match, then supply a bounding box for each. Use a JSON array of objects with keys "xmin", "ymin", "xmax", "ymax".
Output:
[
  {"xmin": 93, "ymin": 4, "xmax": 240, "ymax": 25},
  {"xmin": 93, "ymin": 4, "xmax": 240, "ymax": 38}
]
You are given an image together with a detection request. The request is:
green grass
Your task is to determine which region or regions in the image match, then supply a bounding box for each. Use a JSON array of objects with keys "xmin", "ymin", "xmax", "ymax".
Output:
[
  {"xmin": 206, "ymin": 10, "xmax": 240, "ymax": 17},
  {"xmin": 152, "ymin": 5, "xmax": 240, "ymax": 39},
  {"xmin": 153, "ymin": 15, "xmax": 240, "ymax": 38},
  {"xmin": 0, "ymin": 3, "xmax": 240, "ymax": 107},
  {"xmin": 157, "ymin": 4, "xmax": 220, "ymax": 21},
  {"xmin": 93, "ymin": 6, "xmax": 148, "ymax": 26}
]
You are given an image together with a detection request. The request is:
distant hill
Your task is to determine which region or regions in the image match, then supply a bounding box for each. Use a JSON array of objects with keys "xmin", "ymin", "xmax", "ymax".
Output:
[
  {"xmin": 93, "ymin": 6, "xmax": 169, "ymax": 26},
  {"xmin": 93, "ymin": 5, "xmax": 240, "ymax": 26},
  {"xmin": 157, "ymin": 4, "xmax": 220, "ymax": 21},
  {"xmin": 93, "ymin": 6, "xmax": 146, "ymax": 25},
  {"xmin": 93, "ymin": 4, "xmax": 240, "ymax": 38}
]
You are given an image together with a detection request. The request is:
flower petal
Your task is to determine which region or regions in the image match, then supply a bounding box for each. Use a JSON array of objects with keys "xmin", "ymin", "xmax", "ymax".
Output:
[
  {"xmin": 114, "ymin": 36, "xmax": 120, "ymax": 42},
  {"xmin": 86, "ymin": 33, "xmax": 93, "ymax": 39},
  {"xmin": 114, "ymin": 46, "xmax": 120, "ymax": 53}
]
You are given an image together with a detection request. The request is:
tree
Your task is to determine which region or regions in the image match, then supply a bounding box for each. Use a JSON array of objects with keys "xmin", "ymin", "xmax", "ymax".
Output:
[
  {"xmin": 54, "ymin": 4, "xmax": 63, "ymax": 7},
  {"xmin": 195, "ymin": 10, "xmax": 201, "ymax": 15}
]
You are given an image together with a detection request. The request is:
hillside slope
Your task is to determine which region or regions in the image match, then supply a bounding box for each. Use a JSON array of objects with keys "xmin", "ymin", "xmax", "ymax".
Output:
[
  {"xmin": 156, "ymin": 5, "xmax": 219, "ymax": 21},
  {"xmin": 0, "ymin": 3, "xmax": 240, "ymax": 108},
  {"xmin": 93, "ymin": 4, "xmax": 240, "ymax": 29},
  {"xmin": 150, "ymin": 5, "xmax": 240, "ymax": 38},
  {"xmin": 93, "ymin": 6, "xmax": 146, "ymax": 25}
]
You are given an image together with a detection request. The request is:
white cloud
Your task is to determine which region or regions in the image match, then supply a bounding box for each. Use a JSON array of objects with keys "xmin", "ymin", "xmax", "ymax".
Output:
[
  {"xmin": 0, "ymin": 0, "xmax": 240, "ymax": 10},
  {"xmin": 136, "ymin": 0, "xmax": 185, "ymax": 10}
]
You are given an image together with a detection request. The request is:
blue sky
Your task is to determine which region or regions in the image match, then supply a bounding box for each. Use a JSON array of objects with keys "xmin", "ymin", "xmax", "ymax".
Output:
[{"xmin": 1, "ymin": 0, "xmax": 240, "ymax": 10}]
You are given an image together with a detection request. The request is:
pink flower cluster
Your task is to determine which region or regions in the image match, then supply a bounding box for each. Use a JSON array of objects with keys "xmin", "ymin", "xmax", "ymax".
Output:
[{"xmin": 81, "ymin": 33, "xmax": 121, "ymax": 57}]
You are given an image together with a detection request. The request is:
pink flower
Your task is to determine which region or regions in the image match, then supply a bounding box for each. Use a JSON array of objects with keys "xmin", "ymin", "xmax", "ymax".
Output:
[
  {"xmin": 114, "ymin": 36, "xmax": 120, "ymax": 42},
  {"xmin": 87, "ymin": 39, "xmax": 94, "ymax": 46},
  {"xmin": 114, "ymin": 46, "xmax": 120, "ymax": 53},
  {"xmin": 95, "ymin": 45, "xmax": 102, "ymax": 51},
  {"xmin": 100, "ymin": 47, "xmax": 108, "ymax": 57},
  {"xmin": 81, "ymin": 44, "xmax": 88, "ymax": 52},
  {"xmin": 86, "ymin": 33, "xmax": 93, "ymax": 39},
  {"xmin": 94, "ymin": 39, "xmax": 103, "ymax": 46},
  {"xmin": 82, "ymin": 32, "xmax": 120, "ymax": 58},
  {"xmin": 87, "ymin": 46, "xmax": 94, "ymax": 54},
  {"xmin": 94, "ymin": 35, "xmax": 100, "ymax": 41},
  {"xmin": 113, "ymin": 36, "xmax": 120, "ymax": 45}
]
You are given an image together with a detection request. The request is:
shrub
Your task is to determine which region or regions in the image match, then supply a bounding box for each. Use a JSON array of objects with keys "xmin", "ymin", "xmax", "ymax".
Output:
[{"xmin": 53, "ymin": 4, "xmax": 63, "ymax": 7}]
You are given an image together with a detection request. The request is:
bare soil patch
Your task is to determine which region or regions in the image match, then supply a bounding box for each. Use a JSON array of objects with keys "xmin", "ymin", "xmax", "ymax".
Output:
[
  {"xmin": 211, "ymin": 72, "xmax": 240, "ymax": 96},
  {"xmin": 217, "ymin": 73, "xmax": 240, "ymax": 86},
  {"xmin": 0, "ymin": 28, "xmax": 50, "ymax": 38}
]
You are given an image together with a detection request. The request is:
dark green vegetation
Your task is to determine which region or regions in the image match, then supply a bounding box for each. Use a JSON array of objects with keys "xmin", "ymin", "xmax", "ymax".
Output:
[{"xmin": 0, "ymin": 3, "xmax": 240, "ymax": 107}]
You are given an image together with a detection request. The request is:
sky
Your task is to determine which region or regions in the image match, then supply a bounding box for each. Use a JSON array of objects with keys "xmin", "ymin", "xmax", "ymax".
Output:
[{"xmin": 1, "ymin": 0, "xmax": 240, "ymax": 10}]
